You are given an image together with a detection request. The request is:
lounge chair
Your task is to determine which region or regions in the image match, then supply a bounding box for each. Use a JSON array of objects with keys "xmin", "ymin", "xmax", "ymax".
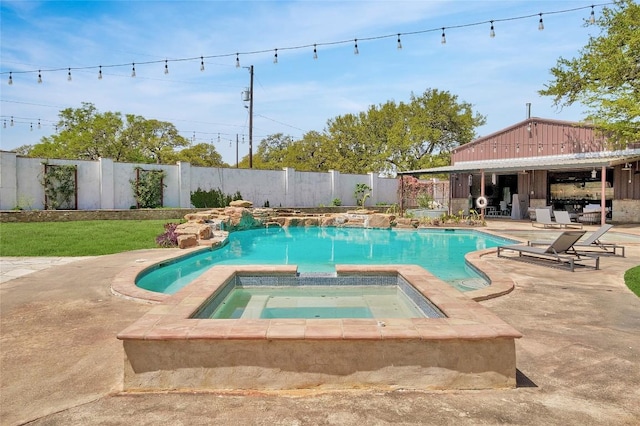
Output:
[
  {"xmin": 497, "ymin": 230, "xmax": 599, "ymax": 271},
  {"xmin": 554, "ymin": 210, "xmax": 583, "ymax": 229},
  {"xmin": 573, "ymin": 224, "xmax": 624, "ymax": 257},
  {"xmin": 531, "ymin": 224, "xmax": 624, "ymax": 257},
  {"xmin": 532, "ymin": 208, "xmax": 560, "ymax": 228}
]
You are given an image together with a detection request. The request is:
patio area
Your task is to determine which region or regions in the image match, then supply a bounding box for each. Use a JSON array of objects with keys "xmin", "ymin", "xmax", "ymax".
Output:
[{"xmin": 1, "ymin": 220, "xmax": 639, "ymax": 425}]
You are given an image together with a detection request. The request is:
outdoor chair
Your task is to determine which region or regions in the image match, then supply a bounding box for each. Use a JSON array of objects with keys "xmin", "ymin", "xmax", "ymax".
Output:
[
  {"xmin": 531, "ymin": 224, "xmax": 624, "ymax": 257},
  {"xmin": 553, "ymin": 210, "xmax": 583, "ymax": 229},
  {"xmin": 499, "ymin": 201, "xmax": 510, "ymax": 216},
  {"xmin": 532, "ymin": 208, "xmax": 561, "ymax": 228},
  {"xmin": 497, "ymin": 230, "xmax": 600, "ymax": 271}
]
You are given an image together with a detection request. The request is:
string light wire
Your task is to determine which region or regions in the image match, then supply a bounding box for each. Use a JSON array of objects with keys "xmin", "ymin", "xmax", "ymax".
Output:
[{"xmin": 2, "ymin": 3, "xmax": 611, "ymax": 81}]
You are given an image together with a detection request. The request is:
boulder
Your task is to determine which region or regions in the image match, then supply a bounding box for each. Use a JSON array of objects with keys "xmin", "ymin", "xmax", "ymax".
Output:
[
  {"xmin": 176, "ymin": 222, "xmax": 212, "ymax": 240},
  {"xmin": 177, "ymin": 234, "xmax": 198, "ymax": 249},
  {"xmin": 230, "ymin": 200, "xmax": 253, "ymax": 208},
  {"xmin": 367, "ymin": 214, "xmax": 392, "ymax": 229}
]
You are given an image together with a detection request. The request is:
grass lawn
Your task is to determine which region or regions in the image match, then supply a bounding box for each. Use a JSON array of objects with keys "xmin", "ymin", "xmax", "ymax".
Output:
[
  {"xmin": 0, "ymin": 220, "xmax": 180, "ymax": 256},
  {"xmin": 625, "ymin": 265, "xmax": 640, "ymax": 297}
]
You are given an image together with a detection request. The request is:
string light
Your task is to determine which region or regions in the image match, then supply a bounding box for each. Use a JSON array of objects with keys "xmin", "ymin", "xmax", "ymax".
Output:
[
  {"xmin": 38, "ymin": 119, "xmax": 41, "ymax": 129},
  {"xmin": 11, "ymin": 116, "xmax": 14, "ymax": 126},
  {"xmin": 131, "ymin": 63, "xmax": 136, "ymax": 77},
  {"xmin": 273, "ymin": 49, "xmax": 278, "ymax": 64},
  {"xmin": 38, "ymin": 70, "xmax": 42, "ymax": 83},
  {"xmin": 164, "ymin": 60, "xmax": 169, "ymax": 74},
  {"xmin": 3, "ymin": 120, "xmax": 6, "ymax": 128},
  {"xmin": 313, "ymin": 44, "xmax": 318, "ymax": 60},
  {"xmin": 200, "ymin": 56, "xmax": 205, "ymax": 71},
  {"xmin": 98, "ymin": 66, "xmax": 102, "ymax": 80},
  {"xmin": 0, "ymin": 3, "xmax": 605, "ymax": 83},
  {"xmin": 490, "ymin": 21, "xmax": 495, "ymax": 38},
  {"xmin": 30, "ymin": 123, "xmax": 33, "ymax": 131}
]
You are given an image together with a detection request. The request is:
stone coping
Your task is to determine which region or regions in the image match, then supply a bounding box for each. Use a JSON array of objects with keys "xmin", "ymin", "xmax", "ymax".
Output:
[
  {"xmin": 117, "ymin": 264, "xmax": 522, "ymax": 343},
  {"xmin": 111, "ymin": 228, "xmax": 519, "ymax": 304}
]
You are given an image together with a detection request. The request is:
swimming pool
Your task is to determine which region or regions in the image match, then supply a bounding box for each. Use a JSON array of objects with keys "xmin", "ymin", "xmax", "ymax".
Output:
[{"xmin": 136, "ymin": 227, "xmax": 513, "ymax": 294}]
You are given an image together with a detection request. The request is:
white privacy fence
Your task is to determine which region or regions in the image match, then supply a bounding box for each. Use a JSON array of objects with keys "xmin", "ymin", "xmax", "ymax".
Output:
[{"xmin": 0, "ymin": 151, "xmax": 399, "ymax": 210}]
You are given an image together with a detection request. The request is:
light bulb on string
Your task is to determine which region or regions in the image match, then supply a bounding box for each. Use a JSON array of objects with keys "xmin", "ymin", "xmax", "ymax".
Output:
[
  {"xmin": 38, "ymin": 70, "xmax": 42, "ymax": 83},
  {"xmin": 354, "ymin": 39, "xmax": 359, "ymax": 55},
  {"xmin": 313, "ymin": 44, "xmax": 318, "ymax": 59},
  {"xmin": 397, "ymin": 34, "xmax": 402, "ymax": 50},
  {"xmin": 98, "ymin": 66, "xmax": 102, "ymax": 80},
  {"xmin": 30, "ymin": 123, "xmax": 33, "ymax": 131},
  {"xmin": 38, "ymin": 119, "xmax": 41, "ymax": 129},
  {"xmin": 8, "ymin": 72, "xmax": 13, "ymax": 85},
  {"xmin": 11, "ymin": 116, "xmax": 14, "ymax": 126},
  {"xmin": 589, "ymin": 6, "xmax": 596, "ymax": 24},
  {"xmin": 441, "ymin": 28, "xmax": 446, "ymax": 44},
  {"xmin": 490, "ymin": 21, "xmax": 495, "ymax": 38},
  {"xmin": 3, "ymin": 120, "xmax": 6, "ymax": 128},
  {"xmin": 164, "ymin": 60, "xmax": 169, "ymax": 74},
  {"xmin": 538, "ymin": 13, "xmax": 544, "ymax": 30},
  {"xmin": 67, "ymin": 68, "xmax": 72, "ymax": 81},
  {"xmin": 131, "ymin": 63, "xmax": 136, "ymax": 77},
  {"xmin": 200, "ymin": 56, "xmax": 205, "ymax": 71},
  {"xmin": 235, "ymin": 53, "xmax": 240, "ymax": 68},
  {"xmin": 273, "ymin": 49, "xmax": 278, "ymax": 64}
]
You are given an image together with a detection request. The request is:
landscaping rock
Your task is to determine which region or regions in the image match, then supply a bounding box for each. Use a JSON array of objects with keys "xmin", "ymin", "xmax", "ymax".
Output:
[
  {"xmin": 230, "ymin": 200, "xmax": 253, "ymax": 208},
  {"xmin": 176, "ymin": 222, "xmax": 212, "ymax": 240},
  {"xmin": 177, "ymin": 234, "xmax": 198, "ymax": 249},
  {"xmin": 367, "ymin": 214, "xmax": 393, "ymax": 229}
]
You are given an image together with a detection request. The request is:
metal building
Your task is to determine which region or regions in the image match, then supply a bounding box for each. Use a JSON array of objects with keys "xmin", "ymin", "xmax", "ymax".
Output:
[{"xmin": 399, "ymin": 117, "xmax": 640, "ymax": 224}]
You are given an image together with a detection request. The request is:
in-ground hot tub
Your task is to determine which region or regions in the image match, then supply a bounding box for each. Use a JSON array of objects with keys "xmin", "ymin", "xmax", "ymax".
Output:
[{"xmin": 117, "ymin": 264, "xmax": 521, "ymax": 391}]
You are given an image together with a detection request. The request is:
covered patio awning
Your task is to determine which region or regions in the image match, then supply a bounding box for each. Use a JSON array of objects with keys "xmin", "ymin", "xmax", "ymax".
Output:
[{"xmin": 398, "ymin": 148, "xmax": 640, "ymax": 175}]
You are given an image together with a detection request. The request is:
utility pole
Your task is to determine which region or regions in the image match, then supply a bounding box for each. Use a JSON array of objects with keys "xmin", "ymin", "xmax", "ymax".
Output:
[
  {"xmin": 236, "ymin": 133, "xmax": 239, "ymax": 168},
  {"xmin": 247, "ymin": 65, "xmax": 254, "ymax": 168}
]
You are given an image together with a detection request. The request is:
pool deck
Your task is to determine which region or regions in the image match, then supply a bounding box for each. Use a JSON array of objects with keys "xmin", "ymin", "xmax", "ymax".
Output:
[{"xmin": 2, "ymin": 219, "xmax": 640, "ymax": 425}]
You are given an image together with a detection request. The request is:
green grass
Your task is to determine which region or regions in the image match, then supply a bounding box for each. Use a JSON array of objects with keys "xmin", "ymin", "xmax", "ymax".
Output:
[
  {"xmin": 625, "ymin": 265, "xmax": 640, "ymax": 298},
  {"xmin": 0, "ymin": 220, "xmax": 180, "ymax": 256}
]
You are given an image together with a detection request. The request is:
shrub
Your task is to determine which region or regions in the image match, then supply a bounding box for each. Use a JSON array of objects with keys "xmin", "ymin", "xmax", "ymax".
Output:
[
  {"xmin": 190, "ymin": 188, "xmax": 243, "ymax": 208},
  {"xmin": 332, "ymin": 198, "xmax": 342, "ymax": 206},
  {"xmin": 156, "ymin": 223, "xmax": 179, "ymax": 247},
  {"xmin": 354, "ymin": 183, "xmax": 371, "ymax": 207}
]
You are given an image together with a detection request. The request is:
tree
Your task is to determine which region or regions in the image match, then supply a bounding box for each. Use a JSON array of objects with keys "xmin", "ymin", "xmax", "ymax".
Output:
[
  {"xmin": 21, "ymin": 103, "xmax": 205, "ymax": 164},
  {"xmin": 237, "ymin": 89, "xmax": 485, "ymax": 174},
  {"xmin": 539, "ymin": 0, "xmax": 640, "ymax": 147},
  {"xmin": 237, "ymin": 133, "xmax": 295, "ymax": 169},
  {"xmin": 319, "ymin": 89, "xmax": 485, "ymax": 174},
  {"xmin": 30, "ymin": 102, "xmax": 127, "ymax": 161},
  {"xmin": 167, "ymin": 143, "xmax": 226, "ymax": 167}
]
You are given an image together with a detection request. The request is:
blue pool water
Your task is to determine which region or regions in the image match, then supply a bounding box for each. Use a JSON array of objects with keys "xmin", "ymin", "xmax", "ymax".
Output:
[{"xmin": 136, "ymin": 227, "xmax": 513, "ymax": 294}]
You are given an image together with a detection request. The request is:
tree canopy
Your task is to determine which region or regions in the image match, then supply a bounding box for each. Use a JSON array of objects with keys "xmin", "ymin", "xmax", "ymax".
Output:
[
  {"xmin": 21, "ymin": 102, "xmax": 225, "ymax": 167},
  {"xmin": 539, "ymin": 0, "xmax": 640, "ymax": 147},
  {"xmin": 240, "ymin": 89, "xmax": 485, "ymax": 174}
]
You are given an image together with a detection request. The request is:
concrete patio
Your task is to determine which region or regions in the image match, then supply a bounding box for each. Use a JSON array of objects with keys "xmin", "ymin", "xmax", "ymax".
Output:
[{"xmin": 1, "ymin": 220, "xmax": 639, "ymax": 425}]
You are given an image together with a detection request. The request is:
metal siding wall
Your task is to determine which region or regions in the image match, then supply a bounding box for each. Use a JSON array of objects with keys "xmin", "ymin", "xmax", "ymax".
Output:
[{"xmin": 452, "ymin": 121, "xmax": 606, "ymax": 164}]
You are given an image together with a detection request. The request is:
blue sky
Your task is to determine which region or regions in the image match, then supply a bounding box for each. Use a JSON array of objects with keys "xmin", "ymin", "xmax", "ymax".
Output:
[{"xmin": 1, "ymin": 0, "xmax": 603, "ymax": 165}]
